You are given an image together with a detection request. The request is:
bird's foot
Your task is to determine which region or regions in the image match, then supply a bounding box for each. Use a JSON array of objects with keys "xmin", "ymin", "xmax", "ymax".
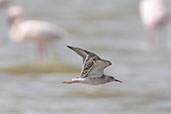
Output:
[{"xmin": 63, "ymin": 81, "xmax": 80, "ymax": 84}]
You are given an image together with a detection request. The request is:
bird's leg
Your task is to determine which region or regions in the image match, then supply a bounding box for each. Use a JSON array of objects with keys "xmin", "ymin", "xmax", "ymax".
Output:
[
  {"xmin": 158, "ymin": 26, "xmax": 168, "ymax": 48},
  {"xmin": 36, "ymin": 41, "xmax": 47, "ymax": 60},
  {"xmin": 63, "ymin": 81, "xmax": 80, "ymax": 84},
  {"xmin": 147, "ymin": 29, "xmax": 156, "ymax": 46}
]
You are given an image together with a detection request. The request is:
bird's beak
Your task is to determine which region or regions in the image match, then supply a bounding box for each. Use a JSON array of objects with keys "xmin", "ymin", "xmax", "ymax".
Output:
[{"xmin": 115, "ymin": 79, "xmax": 122, "ymax": 83}]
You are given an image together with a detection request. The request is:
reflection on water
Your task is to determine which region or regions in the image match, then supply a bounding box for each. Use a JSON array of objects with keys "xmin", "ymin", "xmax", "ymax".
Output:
[{"xmin": 0, "ymin": 0, "xmax": 171, "ymax": 113}]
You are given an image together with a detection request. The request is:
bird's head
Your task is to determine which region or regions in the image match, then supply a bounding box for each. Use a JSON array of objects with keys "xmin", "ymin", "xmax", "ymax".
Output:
[
  {"xmin": 108, "ymin": 76, "xmax": 122, "ymax": 83},
  {"xmin": 8, "ymin": 5, "xmax": 24, "ymax": 26}
]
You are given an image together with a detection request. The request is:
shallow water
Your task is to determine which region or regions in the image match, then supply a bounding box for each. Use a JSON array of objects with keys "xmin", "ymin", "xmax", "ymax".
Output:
[{"xmin": 0, "ymin": 0, "xmax": 171, "ymax": 114}]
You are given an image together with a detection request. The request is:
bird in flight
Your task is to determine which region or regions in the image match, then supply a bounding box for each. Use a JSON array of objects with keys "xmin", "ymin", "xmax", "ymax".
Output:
[{"xmin": 63, "ymin": 46, "xmax": 122, "ymax": 85}]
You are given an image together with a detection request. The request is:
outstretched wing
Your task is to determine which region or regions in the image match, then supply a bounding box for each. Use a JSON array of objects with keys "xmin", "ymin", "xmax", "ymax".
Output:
[
  {"xmin": 67, "ymin": 46, "xmax": 112, "ymax": 78},
  {"xmin": 80, "ymin": 55, "xmax": 97, "ymax": 77},
  {"xmin": 83, "ymin": 59, "xmax": 112, "ymax": 78},
  {"xmin": 67, "ymin": 46, "xmax": 100, "ymax": 62}
]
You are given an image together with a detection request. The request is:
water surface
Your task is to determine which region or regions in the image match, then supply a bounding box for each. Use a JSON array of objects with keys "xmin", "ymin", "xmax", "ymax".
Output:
[{"xmin": 0, "ymin": 0, "xmax": 171, "ymax": 113}]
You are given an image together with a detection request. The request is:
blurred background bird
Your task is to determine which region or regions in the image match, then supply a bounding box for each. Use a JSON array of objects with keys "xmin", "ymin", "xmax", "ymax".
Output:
[
  {"xmin": 139, "ymin": 0, "xmax": 170, "ymax": 47},
  {"xmin": 0, "ymin": 0, "xmax": 9, "ymax": 9},
  {"xmin": 8, "ymin": 5, "xmax": 66, "ymax": 59}
]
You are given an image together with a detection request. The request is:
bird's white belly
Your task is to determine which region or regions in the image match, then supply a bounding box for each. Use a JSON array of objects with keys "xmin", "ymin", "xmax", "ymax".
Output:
[{"xmin": 82, "ymin": 78, "xmax": 107, "ymax": 85}]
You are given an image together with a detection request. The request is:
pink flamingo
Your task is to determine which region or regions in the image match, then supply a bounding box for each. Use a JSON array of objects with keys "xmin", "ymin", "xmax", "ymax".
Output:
[
  {"xmin": 8, "ymin": 6, "xmax": 65, "ymax": 58},
  {"xmin": 139, "ymin": 0, "xmax": 170, "ymax": 46}
]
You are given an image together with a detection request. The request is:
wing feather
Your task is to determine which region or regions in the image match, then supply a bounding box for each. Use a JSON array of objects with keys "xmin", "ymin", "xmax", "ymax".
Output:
[
  {"xmin": 67, "ymin": 46, "xmax": 100, "ymax": 62},
  {"xmin": 84, "ymin": 59, "xmax": 112, "ymax": 78},
  {"xmin": 67, "ymin": 46, "xmax": 112, "ymax": 78}
]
